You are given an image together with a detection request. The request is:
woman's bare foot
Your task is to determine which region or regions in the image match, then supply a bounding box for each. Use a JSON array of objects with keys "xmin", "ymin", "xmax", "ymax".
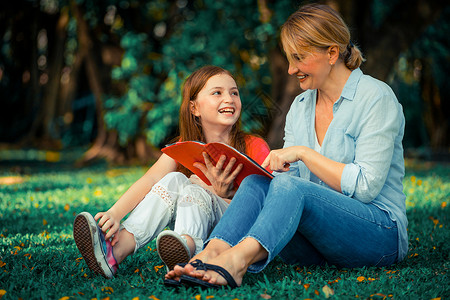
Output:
[
  {"xmin": 165, "ymin": 238, "xmax": 231, "ymax": 280},
  {"xmin": 199, "ymin": 247, "xmax": 247, "ymax": 287},
  {"xmin": 186, "ymin": 237, "xmax": 268, "ymax": 287}
]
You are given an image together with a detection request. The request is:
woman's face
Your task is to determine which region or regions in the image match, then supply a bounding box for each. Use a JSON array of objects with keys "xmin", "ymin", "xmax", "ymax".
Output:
[
  {"xmin": 191, "ymin": 73, "xmax": 242, "ymax": 130},
  {"xmin": 287, "ymin": 48, "xmax": 332, "ymax": 90}
]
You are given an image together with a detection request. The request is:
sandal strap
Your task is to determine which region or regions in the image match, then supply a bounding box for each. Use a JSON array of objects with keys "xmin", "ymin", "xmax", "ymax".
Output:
[
  {"xmin": 182, "ymin": 259, "xmax": 238, "ymax": 288},
  {"xmin": 190, "ymin": 259, "xmax": 207, "ymax": 271},
  {"xmin": 203, "ymin": 262, "xmax": 238, "ymax": 288}
]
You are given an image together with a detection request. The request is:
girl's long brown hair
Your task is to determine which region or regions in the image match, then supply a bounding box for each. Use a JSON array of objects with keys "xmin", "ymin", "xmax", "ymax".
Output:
[{"xmin": 176, "ymin": 65, "xmax": 247, "ymax": 177}]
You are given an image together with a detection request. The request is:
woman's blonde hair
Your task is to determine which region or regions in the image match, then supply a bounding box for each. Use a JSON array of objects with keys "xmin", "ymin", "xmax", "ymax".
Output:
[
  {"xmin": 176, "ymin": 65, "xmax": 246, "ymax": 176},
  {"xmin": 280, "ymin": 3, "xmax": 364, "ymax": 70}
]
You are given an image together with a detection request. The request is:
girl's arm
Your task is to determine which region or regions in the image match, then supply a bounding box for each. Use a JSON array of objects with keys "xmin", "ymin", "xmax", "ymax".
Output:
[{"xmin": 96, "ymin": 153, "xmax": 178, "ymax": 242}]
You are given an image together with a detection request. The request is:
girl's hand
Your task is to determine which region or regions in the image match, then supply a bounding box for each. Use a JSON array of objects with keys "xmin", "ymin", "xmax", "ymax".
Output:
[
  {"xmin": 193, "ymin": 152, "xmax": 243, "ymax": 198},
  {"xmin": 94, "ymin": 211, "xmax": 121, "ymax": 246},
  {"xmin": 261, "ymin": 146, "xmax": 304, "ymax": 172}
]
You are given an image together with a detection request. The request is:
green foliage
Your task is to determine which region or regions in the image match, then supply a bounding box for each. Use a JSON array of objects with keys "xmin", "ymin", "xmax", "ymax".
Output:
[
  {"xmin": 101, "ymin": 0, "xmax": 297, "ymax": 147},
  {"xmin": 389, "ymin": 6, "xmax": 450, "ymax": 149},
  {"xmin": 0, "ymin": 151, "xmax": 449, "ymax": 299}
]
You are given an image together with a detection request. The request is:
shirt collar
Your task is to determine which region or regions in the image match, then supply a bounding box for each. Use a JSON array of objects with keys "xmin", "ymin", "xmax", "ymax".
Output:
[
  {"xmin": 341, "ymin": 68, "xmax": 362, "ymax": 101},
  {"xmin": 296, "ymin": 68, "xmax": 363, "ymax": 103}
]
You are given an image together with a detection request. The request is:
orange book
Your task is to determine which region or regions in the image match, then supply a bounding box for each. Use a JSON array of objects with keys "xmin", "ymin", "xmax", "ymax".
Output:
[{"xmin": 161, "ymin": 141, "xmax": 274, "ymax": 187}]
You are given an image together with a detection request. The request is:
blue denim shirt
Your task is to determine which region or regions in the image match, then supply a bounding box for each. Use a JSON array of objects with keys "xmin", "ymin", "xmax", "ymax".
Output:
[{"xmin": 281, "ymin": 68, "xmax": 408, "ymax": 261}]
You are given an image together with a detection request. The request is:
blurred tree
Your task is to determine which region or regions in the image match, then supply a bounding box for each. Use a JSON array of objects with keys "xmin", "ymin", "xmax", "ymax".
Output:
[{"xmin": 0, "ymin": 0, "xmax": 448, "ymax": 164}]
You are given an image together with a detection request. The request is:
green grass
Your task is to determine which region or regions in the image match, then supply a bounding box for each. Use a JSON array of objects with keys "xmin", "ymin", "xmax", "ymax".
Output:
[{"xmin": 0, "ymin": 150, "xmax": 448, "ymax": 299}]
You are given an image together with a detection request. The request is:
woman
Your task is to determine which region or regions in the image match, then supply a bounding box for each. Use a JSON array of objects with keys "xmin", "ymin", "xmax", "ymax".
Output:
[
  {"xmin": 166, "ymin": 4, "xmax": 407, "ymax": 289},
  {"xmin": 73, "ymin": 65, "xmax": 270, "ymax": 278}
]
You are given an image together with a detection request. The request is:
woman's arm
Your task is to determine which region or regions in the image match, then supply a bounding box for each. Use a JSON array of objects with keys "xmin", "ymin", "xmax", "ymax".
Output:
[
  {"xmin": 96, "ymin": 153, "xmax": 178, "ymax": 241},
  {"xmin": 261, "ymin": 146, "xmax": 345, "ymax": 192}
]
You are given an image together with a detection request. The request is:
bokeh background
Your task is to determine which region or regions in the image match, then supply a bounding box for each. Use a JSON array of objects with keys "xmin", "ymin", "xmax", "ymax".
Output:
[{"xmin": 1, "ymin": 0, "xmax": 449, "ymax": 165}]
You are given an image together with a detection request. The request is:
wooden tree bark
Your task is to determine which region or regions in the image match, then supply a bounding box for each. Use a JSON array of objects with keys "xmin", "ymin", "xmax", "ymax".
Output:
[
  {"xmin": 266, "ymin": 47, "xmax": 302, "ymax": 149},
  {"xmin": 356, "ymin": 0, "xmax": 444, "ymax": 81},
  {"xmin": 72, "ymin": 2, "xmax": 159, "ymax": 165},
  {"xmin": 23, "ymin": 8, "xmax": 68, "ymax": 148}
]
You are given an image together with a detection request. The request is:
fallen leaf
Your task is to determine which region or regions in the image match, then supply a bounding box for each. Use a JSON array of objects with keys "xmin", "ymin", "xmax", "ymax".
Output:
[
  {"xmin": 154, "ymin": 265, "xmax": 164, "ymax": 272},
  {"xmin": 357, "ymin": 276, "xmax": 366, "ymax": 282},
  {"xmin": 322, "ymin": 285, "xmax": 334, "ymax": 298},
  {"xmin": 260, "ymin": 293, "xmax": 272, "ymax": 299},
  {"xmin": 369, "ymin": 293, "xmax": 387, "ymax": 299}
]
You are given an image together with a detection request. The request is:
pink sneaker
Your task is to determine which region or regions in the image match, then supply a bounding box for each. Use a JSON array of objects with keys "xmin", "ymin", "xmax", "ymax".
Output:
[{"xmin": 73, "ymin": 212, "xmax": 118, "ymax": 278}]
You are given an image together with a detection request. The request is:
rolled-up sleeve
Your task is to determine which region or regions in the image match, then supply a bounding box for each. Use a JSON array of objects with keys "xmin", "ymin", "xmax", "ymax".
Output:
[{"xmin": 341, "ymin": 92, "xmax": 402, "ymax": 203}]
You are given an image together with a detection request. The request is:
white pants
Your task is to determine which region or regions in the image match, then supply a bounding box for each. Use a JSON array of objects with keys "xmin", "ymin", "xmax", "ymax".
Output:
[{"xmin": 121, "ymin": 172, "xmax": 229, "ymax": 255}]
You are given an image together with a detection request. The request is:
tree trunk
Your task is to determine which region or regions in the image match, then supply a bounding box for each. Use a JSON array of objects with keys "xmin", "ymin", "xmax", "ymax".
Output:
[
  {"xmin": 72, "ymin": 2, "xmax": 158, "ymax": 166},
  {"xmin": 421, "ymin": 60, "xmax": 448, "ymax": 150},
  {"xmin": 265, "ymin": 47, "xmax": 302, "ymax": 149},
  {"xmin": 357, "ymin": 0, "xmax": 443, "ymax": 81}
]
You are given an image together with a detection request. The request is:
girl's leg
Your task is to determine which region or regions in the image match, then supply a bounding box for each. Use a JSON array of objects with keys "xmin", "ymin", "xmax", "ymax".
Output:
[
  {"xmin": 116, "ymin": 172, "xmax": 190, "ymax": 261},
  {"xmin": 173, "ymin": 184, "xmax": 229, "ymax": 255},
  {"xmin": 159, "ymin": 183, "xmax": 228, "ymax": 271},
  {"xmin": 166, "ymin": 175, "xmax": 271, "ymax": 280}
]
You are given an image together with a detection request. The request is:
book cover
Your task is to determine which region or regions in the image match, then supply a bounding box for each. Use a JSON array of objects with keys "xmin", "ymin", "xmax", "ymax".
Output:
[{"xmin": 161, "ymin": 141, "xmax": 273, "ymax": 187}]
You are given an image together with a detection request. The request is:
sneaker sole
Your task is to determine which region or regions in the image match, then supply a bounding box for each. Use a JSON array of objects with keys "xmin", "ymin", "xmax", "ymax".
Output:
[
  {"xmin": 73, "ymin": 213, "xmax": 114, "ymax": 278},
  {"xmin": 157, "ymin": 233, "xmax": 191, "ymax": 271}
]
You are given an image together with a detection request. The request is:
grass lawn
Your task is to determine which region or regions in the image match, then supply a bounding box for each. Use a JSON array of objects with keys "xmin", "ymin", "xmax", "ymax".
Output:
[{"xmin": 0, "ymin": 149, "xmax": 448, "ymax": 299}]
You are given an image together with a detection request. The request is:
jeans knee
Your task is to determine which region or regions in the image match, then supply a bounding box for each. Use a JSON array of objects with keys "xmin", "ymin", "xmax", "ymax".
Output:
[
  {"xmin": 272, "ymin": 173, "xmax": 300, "ymax": 188},
  {"xmin": 237, "ymin": 175, "xmax": 271, "ymax": 201},
  {"xmin": 240, "ymin": 174, "xmax": 269, "ymax": 187}
]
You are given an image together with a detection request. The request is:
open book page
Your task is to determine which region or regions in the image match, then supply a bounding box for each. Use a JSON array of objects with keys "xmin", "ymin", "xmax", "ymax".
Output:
[{"xmin": 161, "ymin": 141, "xmax": 273, "ymax": 186}]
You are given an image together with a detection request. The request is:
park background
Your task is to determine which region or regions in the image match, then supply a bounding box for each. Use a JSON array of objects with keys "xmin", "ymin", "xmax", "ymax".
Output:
[{"xmin": 0, "ymin": 0, "xmax": 449, "ymax": 299}]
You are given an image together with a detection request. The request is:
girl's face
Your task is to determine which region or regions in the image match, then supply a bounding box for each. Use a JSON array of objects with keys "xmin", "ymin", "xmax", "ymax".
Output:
[
  {"xmin": 287, "ymin": 48, "xmax": 332, "ymax": 90},
  {"xmin": 191, "ymin": 73, "xmax": 242, "ymax": 130}
]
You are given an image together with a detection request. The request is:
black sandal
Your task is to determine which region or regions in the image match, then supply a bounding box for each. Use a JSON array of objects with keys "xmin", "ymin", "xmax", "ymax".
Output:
[{"xmin": 179, "ymin": 259, "xmax": 239, "ymax": 289}]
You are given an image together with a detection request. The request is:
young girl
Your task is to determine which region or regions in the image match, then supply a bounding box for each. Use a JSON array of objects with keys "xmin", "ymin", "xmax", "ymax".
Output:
[{"xmin": 73, "ymin": 65, "xmax": 270, "ymax": 279}]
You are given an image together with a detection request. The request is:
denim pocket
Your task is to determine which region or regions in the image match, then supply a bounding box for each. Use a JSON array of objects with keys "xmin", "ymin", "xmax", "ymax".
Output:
[{"xmin": 374, "ymin": 251, "xmax": 397, "ymax": 267}]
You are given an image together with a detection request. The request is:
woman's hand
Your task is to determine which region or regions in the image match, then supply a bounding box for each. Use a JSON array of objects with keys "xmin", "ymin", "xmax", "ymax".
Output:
[
  {"xmin": 261, "ymin": 146, "xmax": 305, "ymax": 172},
  {"xmin": 193, "ymin": 152, "xmax": 243, "ymax": 198},
  {"xmin": 95, "ymin": 211, "xmax": 121, "ymax": 246}
]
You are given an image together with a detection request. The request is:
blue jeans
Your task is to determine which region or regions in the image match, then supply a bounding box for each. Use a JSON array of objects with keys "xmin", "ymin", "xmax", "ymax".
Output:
[{"xmin": 206, "ymin": 174, "xmax": 398, "ymax": 273}]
